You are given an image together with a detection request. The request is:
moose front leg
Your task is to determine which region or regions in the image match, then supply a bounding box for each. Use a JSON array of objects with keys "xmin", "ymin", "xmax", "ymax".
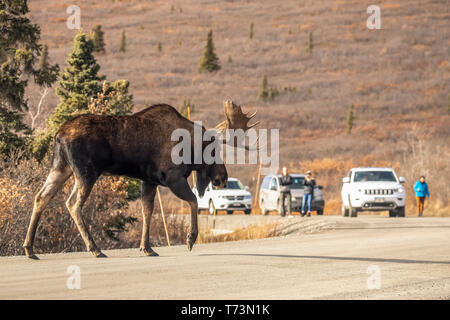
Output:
[
  {"xmin": 167, "ymin": 178, "xmax": 198, "ymax": 251},
  {"xmin": 140, "ymin": 181, "xmax": 158, "ymax": 256}
]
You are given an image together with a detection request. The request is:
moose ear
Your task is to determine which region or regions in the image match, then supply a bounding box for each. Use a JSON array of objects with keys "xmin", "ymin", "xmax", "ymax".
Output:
[{"xmin": 196, "ymin": 167, "xmax": 209, "ymax": 197}]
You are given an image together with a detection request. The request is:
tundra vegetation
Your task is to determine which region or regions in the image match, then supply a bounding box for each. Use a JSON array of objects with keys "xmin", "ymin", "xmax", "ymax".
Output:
[{"xmin": 0, "ymin": 0, "xmax": 449, "ymax": 256}]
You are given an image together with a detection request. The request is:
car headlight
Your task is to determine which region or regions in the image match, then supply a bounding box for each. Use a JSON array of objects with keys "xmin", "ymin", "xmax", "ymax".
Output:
[
  {"xmin": 397, "ymin": 187, "xmax": 405, "ymax": 193},
  {"xmin": 244, "ymin": 195, "xmax": 252, "ymax": 200}
]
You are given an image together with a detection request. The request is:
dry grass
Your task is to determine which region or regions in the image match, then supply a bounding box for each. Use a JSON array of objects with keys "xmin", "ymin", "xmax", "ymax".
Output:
[{"xmin": 198, "ymin": 223, "xmax": 281, "ymax": 244}]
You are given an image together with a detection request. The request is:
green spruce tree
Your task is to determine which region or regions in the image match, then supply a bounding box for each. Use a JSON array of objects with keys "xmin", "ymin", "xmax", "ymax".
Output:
[
  {"xmin": 90, "ymin": 25, "xmax": 106, "ymax": 54},
  {"xmin": 119, "ymin": 31, "xmax": 126, "ymax": 53},
  {"xmin": 0, "ymin": 0, "xmax": 59, "ymax": 156},
  {"xmin": 199, "ymin": 29, "xmax": 221, "ymax": 72},
  {"xmin": 346, "ymin": 103, "xmax": 355, "ymax": 134},
  {"xmin": 50, "ymin": 31, "xmax": 105, "ymax": 130},
  {"xmin": 306, "ymin": 31, "xmax": 314, "ymax": 54},
  {"xmin": 31, "ymin": 31, "xmax": 106, "ymax": 160},
  {"xmin": 249, "ymin": 22, "xmax": 254, "ymax": 39},
  {"xmin": 258, "ymin": 75, "xmax": 269, "ymax": 101}
]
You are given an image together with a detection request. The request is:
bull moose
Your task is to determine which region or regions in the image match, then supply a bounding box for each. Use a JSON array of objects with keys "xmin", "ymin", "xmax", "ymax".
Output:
[{"xmin": 23, "ymin": 101, "xmax": 258, "ymax": 259}]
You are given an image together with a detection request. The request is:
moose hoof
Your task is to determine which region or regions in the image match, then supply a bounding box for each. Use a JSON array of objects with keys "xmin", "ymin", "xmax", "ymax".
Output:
[
  {"xmin": 92, "ymin": 250, "xmax": 107, "ymax": 258},
  {"xmin": 24, "ymin": 247, "xmax": 39, "ymax": 260},
  {"xmin": 140, "ymin": 247, "xmax": 159, "ymax": 256},
  {"xmin": 144, "ymin": 249, "xmax": 159, "ymax": 257},
  {"xmin": 187, "ymin": 233, "xmax": 198, "ymax": 251}
]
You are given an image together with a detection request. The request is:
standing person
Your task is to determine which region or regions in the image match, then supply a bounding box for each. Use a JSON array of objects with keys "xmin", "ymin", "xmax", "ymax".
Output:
[
  {"xmin": 414, "ymin": 176, "xmax": 430, "ymax": 217},
  {"xmin": 302, "ymin": 170, "xmax": 316, "ymax": 217},
  {"xmin": 279, "ymin": 167, "xmax": 293, "ymax": 216}
]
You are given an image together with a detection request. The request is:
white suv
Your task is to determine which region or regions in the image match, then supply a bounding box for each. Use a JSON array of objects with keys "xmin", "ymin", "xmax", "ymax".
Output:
[
  {"xmin": 193, "ymin": 178, "xmax": 252, "ymax": 215},
  {"xmin": 341, "ymin": 168, "xmax": 406, "ymax": 217}
]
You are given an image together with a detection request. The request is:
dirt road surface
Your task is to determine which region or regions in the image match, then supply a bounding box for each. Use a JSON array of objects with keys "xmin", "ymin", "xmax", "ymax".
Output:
[{"xmin": 1, "ymin": 216, "xmax": 449, "ymax": 299}]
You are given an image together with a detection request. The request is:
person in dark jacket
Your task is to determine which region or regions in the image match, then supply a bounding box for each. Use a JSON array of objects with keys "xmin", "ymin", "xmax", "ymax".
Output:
[
  {"xmin": 414, "ymin": 176, "xmax": 430, "ymax": 217},
  {"xmin": 279, "ymin": 167, "xmax": 293, "ymax": 216},
  {"xmin": 301, "ymin": 171, "xmax": 316, "ymax": 217}
]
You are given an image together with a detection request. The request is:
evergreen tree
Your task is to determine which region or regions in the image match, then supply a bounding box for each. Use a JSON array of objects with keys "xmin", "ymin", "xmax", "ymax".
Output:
[
  {"xmin": 258, "ymin": 75, "xmax": 269, "ymax": 101},
  {"xmin": 346, "ymin": 103, "xmax": 355, "ymax": 134},
  {"xmin": 249, "ymin": 22, "xmax": 254, "ymax": 39},
  {"xmin": 119, "ymin": 31, "xmax": 126, "ymax": 53},
  {"xmin": 91, "ymin": 25, "xmax": 106, "ymax": 54},
  {"xmin": 0, "ymin": 0, "xmax": 58, "ymax": 156},
  {"xmin": 306, "ymin": 31, "xmax": 314, "ymax": 54},
  {"xmin": 199, "ymin": 29, "xmax": 221, "ymax": 72},
  {"xmin": 51, "ymin": 31, "xmax": 105, "ymax": 130}
]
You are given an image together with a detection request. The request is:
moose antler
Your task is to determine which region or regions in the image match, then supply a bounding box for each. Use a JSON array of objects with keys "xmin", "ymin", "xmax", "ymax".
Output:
[
  {"xmin": 215, "ymin": 100, "xmax": 260, "ymax": 150},
  {"xmin": 215, "ymin": 100, "xmax": 259, "ymax": 134}
]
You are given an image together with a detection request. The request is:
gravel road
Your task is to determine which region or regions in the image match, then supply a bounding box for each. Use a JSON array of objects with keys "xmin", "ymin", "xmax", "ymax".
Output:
[{"xmin": 1, "ymin": 215, "xmax": 449, "ymax": 299}]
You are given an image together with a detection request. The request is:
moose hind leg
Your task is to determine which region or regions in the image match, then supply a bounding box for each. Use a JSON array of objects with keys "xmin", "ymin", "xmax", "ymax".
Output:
[
  {"xmin": 66, "ymin": 175, "xmax": 105, "ymax": 258},
  {"xmin": 23, "ymin": 167, "xmax": 72, "ymax": 259},
  {"xmin": 140, "ymin": 182, "xmax": 158, "ymax": 256},
  {"xmin": 167, "ymin": 178, "xmax": 198, "ymax": 251}
]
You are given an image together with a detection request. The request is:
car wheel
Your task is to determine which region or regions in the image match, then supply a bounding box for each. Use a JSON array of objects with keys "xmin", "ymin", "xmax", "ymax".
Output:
[
  {"xmin": 226, "ymin": 210, "xmax": 233, "ymax": 215},
  {"xmin": 261, "ymin": 200, "xmax": 269, "ymax": 216},
  {"xmin": 209, "ymin": 200, "xmax": 216, "ymax": 215},
  {"xmin": 348, "ymin": 196, "xmax": 358, "ymax": 217},
  {"xmin": 389, "ymin": 210, "xmax": 397, "ymax": 217},
  {"xmin": 317, "ymin": 209, "xmax": 324, "ymax": 215},
  {"xmin": 342, "ymin": 204, "xmax": 349, "ymax": 217},
  {"xmin": 397, "ymin": 206, "xmax": 405, "ymax": 217},
  {"xmin": 244, "ymin": 209, "xmax": 251, "ymax": 215}
]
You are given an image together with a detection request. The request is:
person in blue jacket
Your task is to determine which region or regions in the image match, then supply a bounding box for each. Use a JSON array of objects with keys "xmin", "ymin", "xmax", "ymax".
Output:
[{"xmin": 414, "ymin": 176, "xmax": 430, "ymax": 217}]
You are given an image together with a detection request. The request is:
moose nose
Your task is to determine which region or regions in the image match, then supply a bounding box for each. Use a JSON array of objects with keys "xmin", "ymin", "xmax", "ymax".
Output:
[{"xmin": 213, "ymin": 176, "xmax": 227, "ymax": 188}]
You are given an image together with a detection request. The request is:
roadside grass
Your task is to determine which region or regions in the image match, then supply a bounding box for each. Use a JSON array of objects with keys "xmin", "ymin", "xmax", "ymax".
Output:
[{"xmin": 198, "ymin": 223, "xmax": 281, "ymax": 244}]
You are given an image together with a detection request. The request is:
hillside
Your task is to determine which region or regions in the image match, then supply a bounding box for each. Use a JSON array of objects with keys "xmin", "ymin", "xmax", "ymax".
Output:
[{"xmin": 26, "ymin": 0, "xmax": 450, "ymax": 215}]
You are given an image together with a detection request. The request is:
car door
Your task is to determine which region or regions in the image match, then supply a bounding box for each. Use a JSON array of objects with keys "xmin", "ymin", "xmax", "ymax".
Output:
[
  {"xmin": 259, "ymin": 176, "xmax": 271, "ymax": 208},
  {"xmin": 267, "ymin": 177, "xmax": 279, "ymax": 210},
  {"xmin": 197, "ymin": 183, "xmax": 210, "ymax": 209}
]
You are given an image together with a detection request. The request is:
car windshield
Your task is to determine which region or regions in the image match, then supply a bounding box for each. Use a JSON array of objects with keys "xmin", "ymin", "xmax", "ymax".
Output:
[
  {"xmin": 290, "ymin": 177, "xmax": 305, "ymax": 189},
  {"xmin": 224, "ymin": 180, "xmax": 244, "ymax": 190},
  {"xmin": 353, "ymin": 171, "xmax": 397, "ymax": 182}
]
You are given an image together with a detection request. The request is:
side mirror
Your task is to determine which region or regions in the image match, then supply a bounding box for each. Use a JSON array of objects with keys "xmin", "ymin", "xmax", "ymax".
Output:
[
  {"xmin": 399, "ymin": 177, "xmax": 406, "ymax": 183},
  {"xmin": 342, "ymin": 177, "xmax": 350, "ymax": 183},
  {"xmin": 244, "ymin": 186, "xmax": 249, "ymax": 191}
]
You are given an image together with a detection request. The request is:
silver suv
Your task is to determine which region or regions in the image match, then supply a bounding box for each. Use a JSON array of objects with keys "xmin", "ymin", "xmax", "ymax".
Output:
[{"xmin": 259, "ymin": 174, "xmax": 325, "ymax": 216}]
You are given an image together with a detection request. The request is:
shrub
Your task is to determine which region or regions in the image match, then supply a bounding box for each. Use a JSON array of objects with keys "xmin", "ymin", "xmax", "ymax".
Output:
[
  {"xmin": 179, "ymin": 99, "xmax": 195, "ymax": 118},
  {"xmin": 0, "ymin": 155, "xmax": 139, "ymax": 256}
]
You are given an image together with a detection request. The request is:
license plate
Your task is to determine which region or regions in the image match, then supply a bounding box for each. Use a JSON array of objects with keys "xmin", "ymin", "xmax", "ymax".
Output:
[
  {"xmin": 233, "ymin": 203, "xmax": 240, "ymax": 206},
  {"xmin": 375, "ymin": 197, "xmax": 385, "ymax": 202}
]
